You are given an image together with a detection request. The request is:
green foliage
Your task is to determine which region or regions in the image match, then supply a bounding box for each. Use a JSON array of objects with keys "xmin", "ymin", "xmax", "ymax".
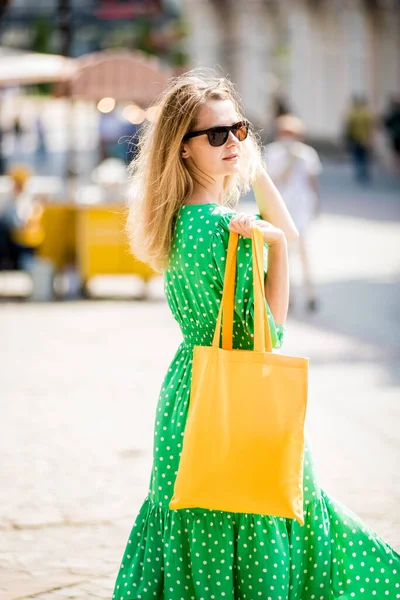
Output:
[
  {"xmin": 31, "ymin": 16, "xmax": 52, "ymax": 94},
  {"xmin": 135, "ymin": 18, "xmax": 155, "ymax": 55},
  {"xmin": 32, "ymin": 16, "xmax": 51, "ymax": 54}
]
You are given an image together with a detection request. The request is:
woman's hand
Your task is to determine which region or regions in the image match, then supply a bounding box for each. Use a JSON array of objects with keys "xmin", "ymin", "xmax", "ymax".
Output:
[{"xmin": 229, "ymin": 213, "xmax": 285, "ymax": 246}]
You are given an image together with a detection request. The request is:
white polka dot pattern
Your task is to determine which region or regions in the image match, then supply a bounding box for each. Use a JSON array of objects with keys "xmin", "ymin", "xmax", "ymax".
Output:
[{"xmin": 113, "ymin": 204, "xmax": 400, "ymax": 599}]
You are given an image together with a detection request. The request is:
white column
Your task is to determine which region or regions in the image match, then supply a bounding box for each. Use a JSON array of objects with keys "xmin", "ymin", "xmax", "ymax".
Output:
[
  {"xmin": 181, "ymin": 0, "xmax": 221, "ymax": 72},
  {"xmin": 234, "ymin": 0, "xmax": 273, "ymax": 126},
  {"xmin": 376, "ymin": 9, "xmax": 400, "ymax": 111}
]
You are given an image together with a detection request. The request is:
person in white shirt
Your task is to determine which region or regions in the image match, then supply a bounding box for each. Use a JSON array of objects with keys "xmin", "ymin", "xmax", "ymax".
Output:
[{"xmin": 263, "ymin": 115, "xmax": 322, "ymax": 312}]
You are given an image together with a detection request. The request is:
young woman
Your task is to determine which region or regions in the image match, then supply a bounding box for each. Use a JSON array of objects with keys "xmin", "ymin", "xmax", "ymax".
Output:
[{"xmin": 113, "ymin": 72, "xmax": 400, "ymax": 599}]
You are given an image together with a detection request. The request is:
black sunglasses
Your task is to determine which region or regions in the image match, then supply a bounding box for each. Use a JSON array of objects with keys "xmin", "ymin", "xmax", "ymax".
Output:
[{"xmin": 183, "ymin": 120, "xmax": 249, "ymax": 147}]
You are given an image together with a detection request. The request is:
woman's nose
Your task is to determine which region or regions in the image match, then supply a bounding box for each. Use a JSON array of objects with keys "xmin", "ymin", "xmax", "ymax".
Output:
[{"xmin": 226, "ymin": 131, "xmax": 239, "ymax": 147}]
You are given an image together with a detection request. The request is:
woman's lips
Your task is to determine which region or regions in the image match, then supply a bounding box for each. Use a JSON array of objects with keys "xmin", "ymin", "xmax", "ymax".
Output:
[{"xmin": 223, "ymin": 154, "xmax": 239, "ymax": 161}]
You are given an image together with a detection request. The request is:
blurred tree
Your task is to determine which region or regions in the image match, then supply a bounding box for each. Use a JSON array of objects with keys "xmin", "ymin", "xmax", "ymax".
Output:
[
  {"xmin": 169, "ymin": 17, "xmax": 189, "ymax": 69},
  {"xmin": 133, "ymin": 13, "xmax": 188, "ymax": 66},
  {"xmin": 32, "ymin": 16, "xmax": 53, "ymax": 94},
  {"xmin": 104, "ymin": 23, "xmax": 130, "ymax": 49},
  {"xmin": 32, "ymin": 17, "xmax": 52, "ymax": 54},
  {"xmin": 135, "ymin": 17, "xmax": 155, "ymax": 55}
]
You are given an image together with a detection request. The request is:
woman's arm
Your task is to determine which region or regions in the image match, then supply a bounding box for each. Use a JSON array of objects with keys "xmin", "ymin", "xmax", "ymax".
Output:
[
  {"xmin": 264, "ymin": 233, "xmax": 289, "ymax": 326},
  {"xmin": 229, "ymin": 214, "xmax": 290, "ymax": 326},
  {"xmin": 252, "ymin": 165, "xmax": 299, "ymax": 244}
]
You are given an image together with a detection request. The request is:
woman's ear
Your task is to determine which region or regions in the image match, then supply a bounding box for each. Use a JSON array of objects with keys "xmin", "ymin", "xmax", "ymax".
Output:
[{"xmin": 180, "ymin": 143, "xmax": 190, "ymax": 159}]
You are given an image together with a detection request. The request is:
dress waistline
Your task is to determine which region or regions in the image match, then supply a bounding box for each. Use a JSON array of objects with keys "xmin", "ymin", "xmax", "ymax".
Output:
[{"xmin": 180, "ymin": 325, "xmax": 215, "ymax": 347}]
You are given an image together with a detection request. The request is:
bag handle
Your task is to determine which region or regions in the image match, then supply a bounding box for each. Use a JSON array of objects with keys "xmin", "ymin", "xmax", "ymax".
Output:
[{"xmin": 212, "ymin": 225, "xmax": 273, "ymax": 353}]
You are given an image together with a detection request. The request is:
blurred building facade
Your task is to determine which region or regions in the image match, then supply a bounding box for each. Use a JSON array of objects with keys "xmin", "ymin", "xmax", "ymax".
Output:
[
  {"xmin": 182, "ymin": 0, "xmax": 400, "ymax": 144},
  {"xmin": 0, "ymin": 0, "xmax": 184, "ymax": 65},
  {"xmin": 1, "ymin": 0, "xmax": 398, "ymax": 145}
]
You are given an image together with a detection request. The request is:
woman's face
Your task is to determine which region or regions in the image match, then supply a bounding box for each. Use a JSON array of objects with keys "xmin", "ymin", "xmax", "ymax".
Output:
[{"xmin": 181, "ymin": 99, "xmax": 243, "ymax": 179}]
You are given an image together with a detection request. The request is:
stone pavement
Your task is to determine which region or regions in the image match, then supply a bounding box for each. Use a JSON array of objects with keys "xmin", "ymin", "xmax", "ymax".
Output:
[{"xmin": 1, "ymin": 165, "xmax": 399, "ymax": 599}]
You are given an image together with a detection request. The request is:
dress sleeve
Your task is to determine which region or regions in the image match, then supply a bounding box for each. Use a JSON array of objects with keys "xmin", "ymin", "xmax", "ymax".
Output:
[{"xmin": 211, "ymin": 213, "xmax": 285, "ymax": 350}]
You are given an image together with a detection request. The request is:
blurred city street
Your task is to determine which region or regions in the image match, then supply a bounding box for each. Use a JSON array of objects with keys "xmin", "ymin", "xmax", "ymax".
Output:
[{"xmin": 1, "ymin": 163, "xmax": 399, "ymax": 600}]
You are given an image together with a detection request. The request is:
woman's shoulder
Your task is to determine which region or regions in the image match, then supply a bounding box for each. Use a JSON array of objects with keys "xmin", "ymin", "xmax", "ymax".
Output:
[{"xmin": 177, "ymin": 203, "xmax": 236, "ymax": 233}]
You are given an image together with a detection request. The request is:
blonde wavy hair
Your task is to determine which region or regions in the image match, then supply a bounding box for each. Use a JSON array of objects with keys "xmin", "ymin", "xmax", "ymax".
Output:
[{"xmin": 127, "ymin": 69, "xmax": 263, "ymax": 272}]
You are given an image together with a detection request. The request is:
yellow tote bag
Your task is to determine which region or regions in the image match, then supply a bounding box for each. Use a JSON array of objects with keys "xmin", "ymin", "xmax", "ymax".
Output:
[{"xmin": 169, "ymin": 226, "xmax": 309, "ymax": 525}]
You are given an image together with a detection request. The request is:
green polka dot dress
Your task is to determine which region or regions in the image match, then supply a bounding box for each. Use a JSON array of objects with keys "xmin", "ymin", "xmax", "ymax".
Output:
[{"xmin": 113, "ymin": 204, "xmax": 400, "ymax": 599}]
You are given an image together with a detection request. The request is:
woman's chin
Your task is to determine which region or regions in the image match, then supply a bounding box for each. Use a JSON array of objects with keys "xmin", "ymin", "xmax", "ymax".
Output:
[{"xmin": 222, "ymin": 161, "xmax": 240, "ymax": 175}]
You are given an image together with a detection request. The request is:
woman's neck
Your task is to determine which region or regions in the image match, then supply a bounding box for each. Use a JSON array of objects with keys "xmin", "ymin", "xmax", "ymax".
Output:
[{"xmin": 186, "ymin": 178, "xmax": 225, "ymax": 206}]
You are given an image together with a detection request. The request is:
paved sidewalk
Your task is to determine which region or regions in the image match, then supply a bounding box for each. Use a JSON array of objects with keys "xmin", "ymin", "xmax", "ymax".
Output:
[{"xmin": 1, "ymin": 297, "xmax": 399, "ymax": 600}]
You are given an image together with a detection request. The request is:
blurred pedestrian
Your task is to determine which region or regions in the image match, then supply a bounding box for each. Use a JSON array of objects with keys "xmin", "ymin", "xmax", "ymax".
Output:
[
  {"xmin": 12, "ymin": 115, "xmax": 23, "ymax": 139},
  {"xmin": 0, "ymin": 164, "xmax": 44, "ymax": 270},
  {"xmin": 35, "ymin": 113, "xmax": 47, "ymax": 164},
  {"xmin": 263, "ymin": 114, "xmax": 322, "ymax": 312},
  {"xmin": 383, "ymin": 95, "xmax": 400, "ymax": 173},
  {"xmin": 344, "ymin": 95, "xmax": 374, "ymax": 183},
  {"xmin": 11, "ymin": 115, "xmax": 24, "ymax": 155}
]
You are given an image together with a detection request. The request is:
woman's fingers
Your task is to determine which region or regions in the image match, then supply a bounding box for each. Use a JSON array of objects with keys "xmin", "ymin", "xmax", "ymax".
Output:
[
  {"xmin": 229, "ymin": 213, "xmax": 258, "ymax": 238},
  {"xmin": 229, "ymin": 214, "xmax": 284, "ymax": 244}
]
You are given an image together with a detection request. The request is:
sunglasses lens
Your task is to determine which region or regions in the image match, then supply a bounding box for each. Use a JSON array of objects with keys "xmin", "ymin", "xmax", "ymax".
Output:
[
  {"xmin": 234, "ymin": 122, "xmax": 248, "ymax": 141},
  {"xmin": 208, "ymin": 128, "xmax": 229, "ymax": 147},
  {"xmin": 206, "ymin": 122, "xmax": 248, "ymax": 146}
]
